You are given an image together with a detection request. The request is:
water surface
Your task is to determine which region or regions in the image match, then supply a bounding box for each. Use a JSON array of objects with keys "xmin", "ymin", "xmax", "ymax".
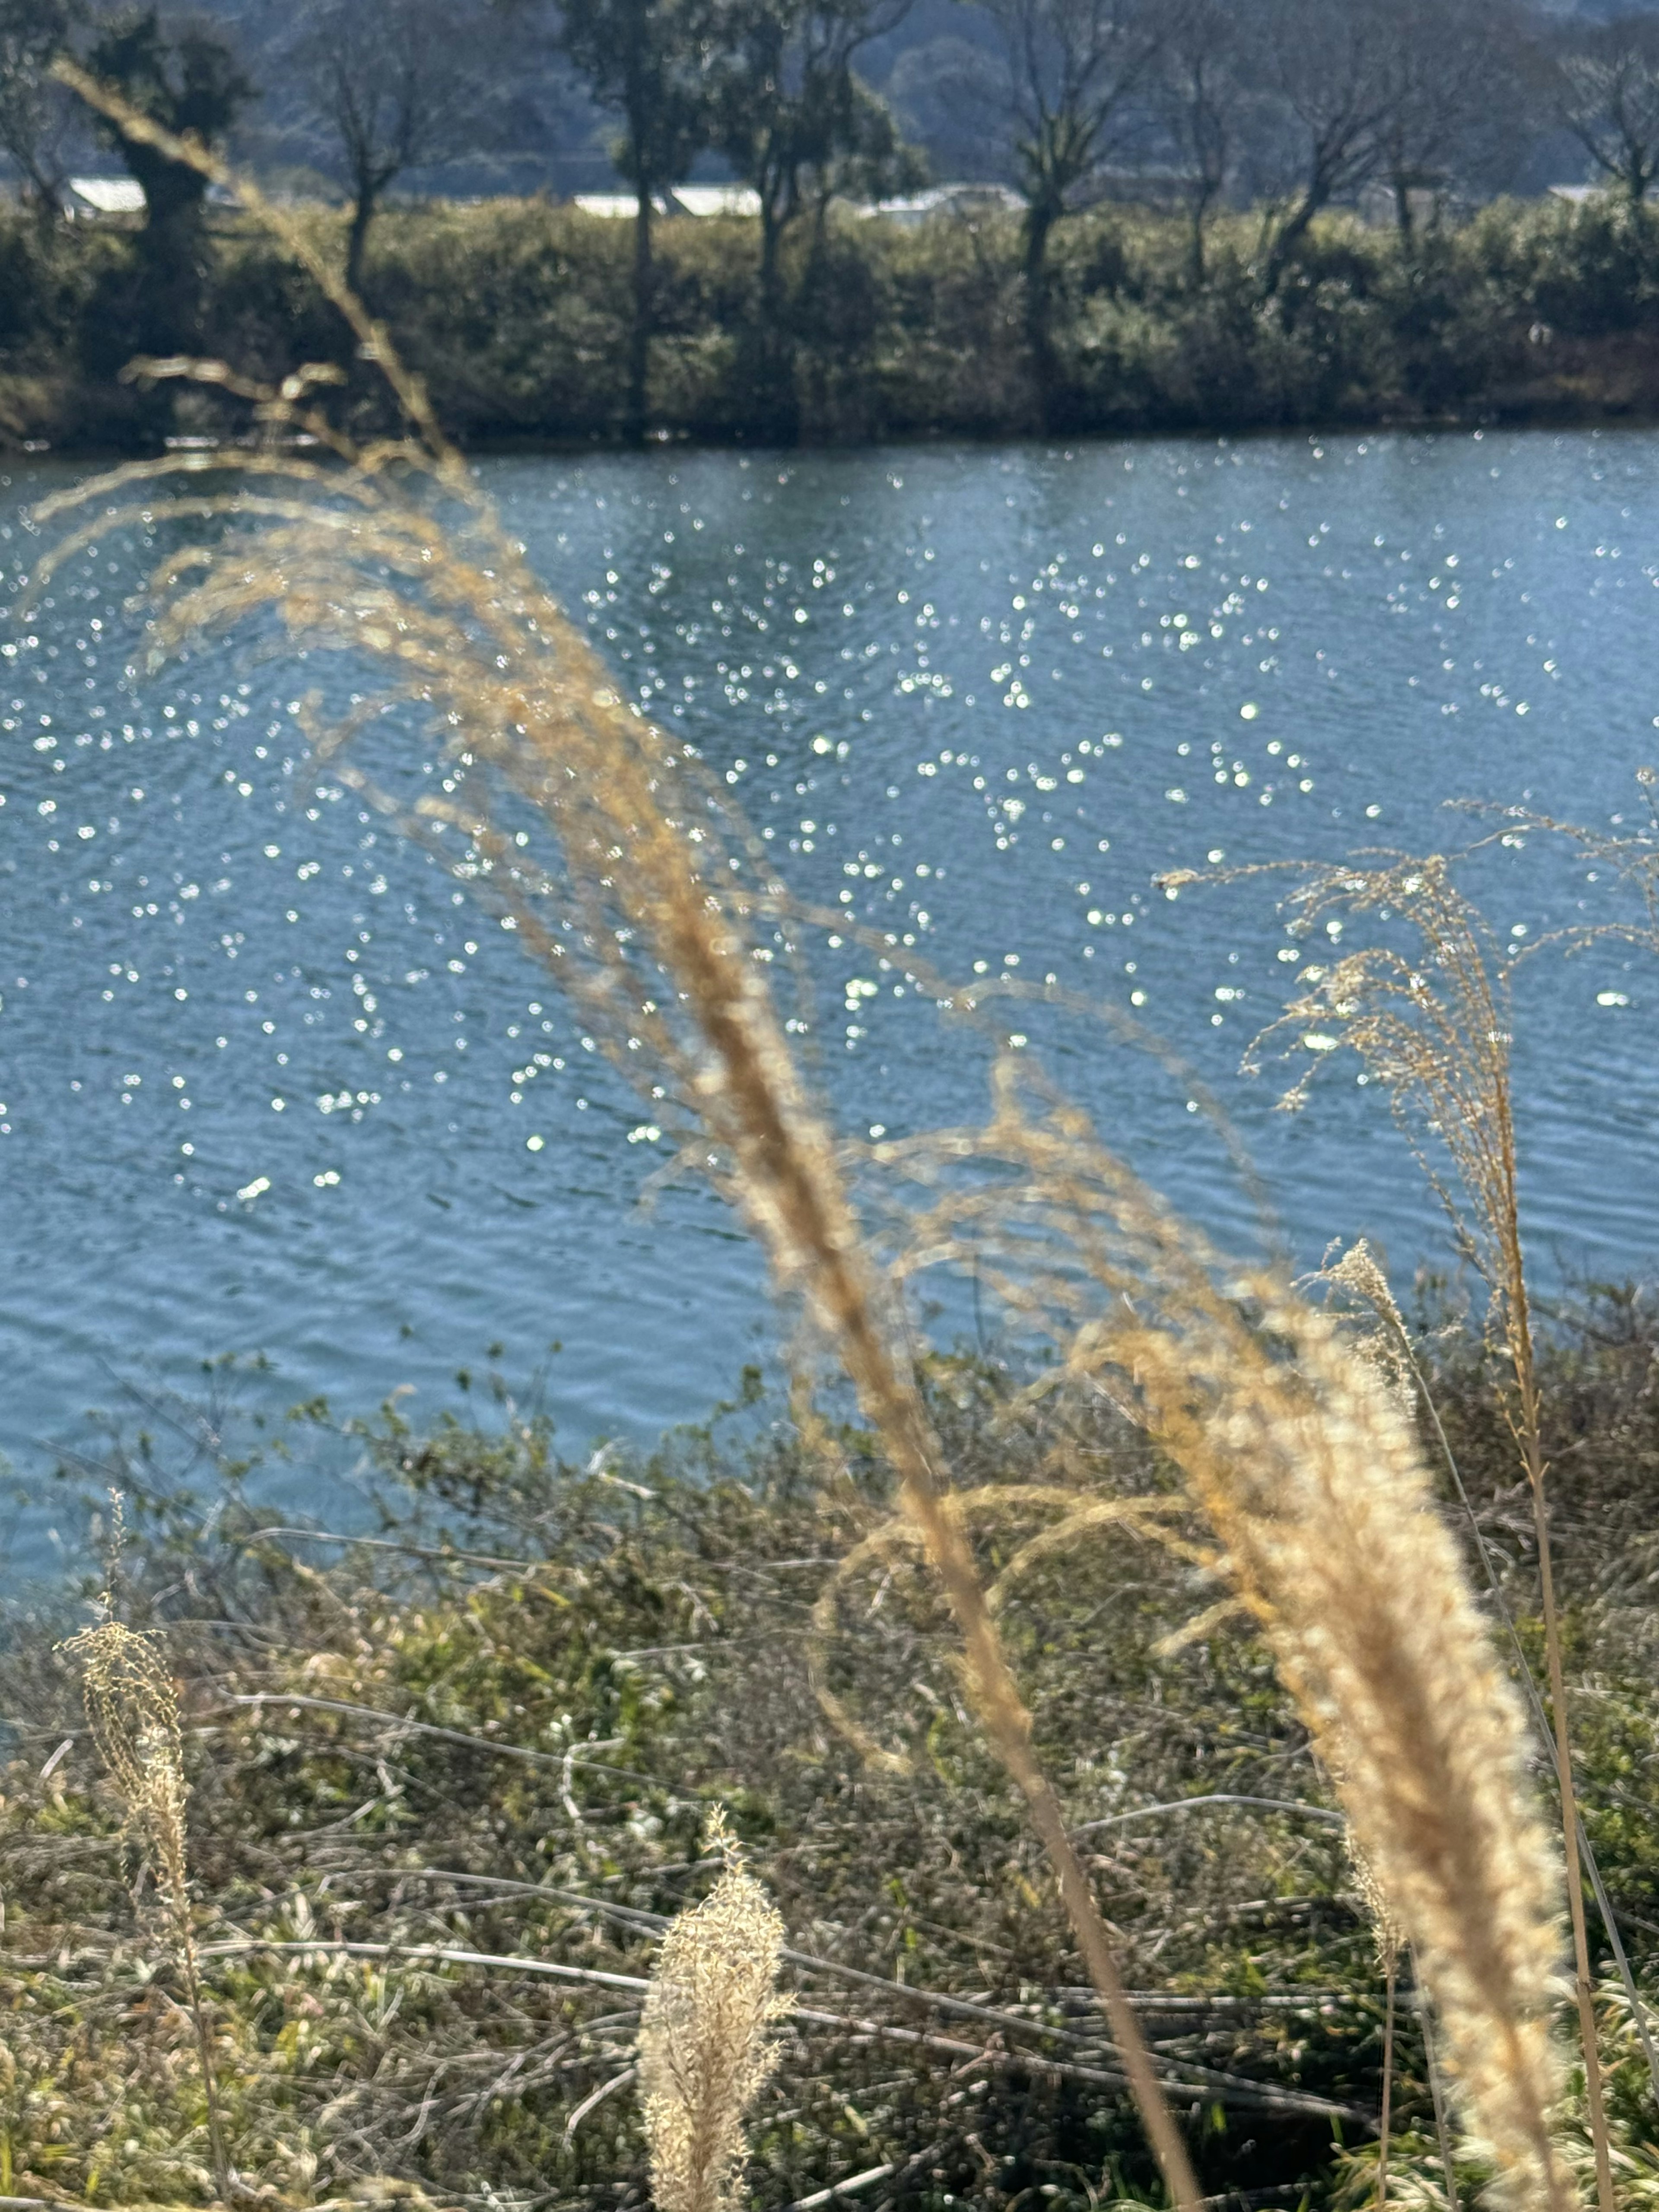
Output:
[{"xmin": 3, "ymin": 429, "xmax": 1657, "ymax": 1565}]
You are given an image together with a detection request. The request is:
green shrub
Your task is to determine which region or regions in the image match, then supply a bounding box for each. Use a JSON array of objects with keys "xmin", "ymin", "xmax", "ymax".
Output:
[{"xmin": 10, "ymin": 191, "xmax": 1659, "ymax": 448}]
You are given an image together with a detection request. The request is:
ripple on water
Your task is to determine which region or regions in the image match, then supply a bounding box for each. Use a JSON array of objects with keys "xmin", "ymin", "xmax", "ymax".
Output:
[{"xmin": 3, "ymin": 429, "xmax": 1658, "ymax": 1563}]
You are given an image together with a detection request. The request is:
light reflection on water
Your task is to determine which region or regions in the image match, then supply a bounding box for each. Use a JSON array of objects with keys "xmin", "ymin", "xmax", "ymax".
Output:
[{"xmin": 2, "ymin": 428, "xmax": 1657, "ymax": 1564}]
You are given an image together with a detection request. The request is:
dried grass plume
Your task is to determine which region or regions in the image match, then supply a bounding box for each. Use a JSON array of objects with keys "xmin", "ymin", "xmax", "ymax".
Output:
[
  {"xmin": 638, "ymin": 1808, "xmax": 790, "ymax": 2212},
  {"xmin": 60, "ymin": 1619, "xmax": 230, "ymax": 2197},
  {"xmin": 1125, "ymin": 1290, "xmax": 1565, "ymax": 2211}
]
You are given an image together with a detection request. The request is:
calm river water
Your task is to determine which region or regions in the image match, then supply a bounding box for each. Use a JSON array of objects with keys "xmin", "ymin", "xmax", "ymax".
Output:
[{"xmin": 3, "ymin": 428, "xmax": 1658, "ymax": 1566}]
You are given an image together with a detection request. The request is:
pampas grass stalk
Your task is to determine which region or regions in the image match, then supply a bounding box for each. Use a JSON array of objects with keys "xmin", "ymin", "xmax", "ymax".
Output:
[
  {"xmin": 869, "ymin": 1064, "xmax": 1567, "ymax": 2208},
  {"xmin": 60, "ymin": 1620, "xmax": 231, "ymax": 2200},
  {"xmin": 1320, "ymin": 1238, "xmax": 1659, "ymax": 2114},
  {"xmin": 638, "ymin": 1809, "xmax": 789, "ymax": 2212},
  {"xmin": 41, "ymin": 71, "xmax": 1208, "ymax": 2208},
  {"xmin": 1120, "ymin": 1290, "xmax": 1566, "ymax": 2212},
  {"xmin": 1224, "ymin": 852, "xmax": 1616, "ymax": 2209}
]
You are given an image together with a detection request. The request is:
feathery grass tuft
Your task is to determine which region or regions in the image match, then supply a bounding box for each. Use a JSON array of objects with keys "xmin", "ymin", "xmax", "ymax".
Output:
[
  {"xmin": 638, "ymin": 1809, "xmax": 789, "ymax": 2212},
  {"xmin": 863, "ymin": 1065, "xmax": 1566, "ymax": 2204},
  {"xmin": 1125, "ymin": 1291, "xmax": 1565, "ymax": 2210},
  {"xmin": 1224, "ymin": 848, "xmax": 1616, "ymax": 2203},
  {"xmin": 60, "ymin": 1618, "xmax": 231, "ymax": 2199}
]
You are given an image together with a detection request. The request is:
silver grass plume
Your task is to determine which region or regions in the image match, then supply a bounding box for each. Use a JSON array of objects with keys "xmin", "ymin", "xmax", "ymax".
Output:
[
  {"xmin": 36, "ymin": 70, "xmax": 1209, "ymax": 2209},
  {"xmin": 1125, "ymin": 1290, "xmax": 1566, "ymax": 2211},
  {"xmin": 638, "ymin": 1809, "xmax": 789, "ymax": 2212},
  {"xmin": 60, "ymin": 1619, "xmax": 231, "ymax": 2197},
  {"xmin": 842, "ymin": 1063, "xmax": 1565, "ymax": 2208}
]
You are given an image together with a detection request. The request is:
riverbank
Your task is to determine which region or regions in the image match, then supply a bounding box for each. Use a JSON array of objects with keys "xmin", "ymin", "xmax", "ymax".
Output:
[
  {"xmin": 11, "ymin": 193, "xmax": 1659, "ymax": 452},
  {"xmin": 4, "ymin": 1291, "xmax": 1658, "ymax": 2208}
]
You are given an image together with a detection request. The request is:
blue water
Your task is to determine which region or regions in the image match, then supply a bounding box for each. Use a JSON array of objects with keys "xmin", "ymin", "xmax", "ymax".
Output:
[{"xmin": 3, "ymin": 427, "xmax": 1658, "ymax": 1567}]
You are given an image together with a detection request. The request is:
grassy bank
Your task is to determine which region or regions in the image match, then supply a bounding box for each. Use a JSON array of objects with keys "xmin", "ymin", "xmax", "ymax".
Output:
[
  {"xmin": 4, "ymin": 1292, "xmax": 1659, "ymax": 2210},
  {"xmin": 13, "ymin": 191, "xmax": 1659, "ymax": 450}
]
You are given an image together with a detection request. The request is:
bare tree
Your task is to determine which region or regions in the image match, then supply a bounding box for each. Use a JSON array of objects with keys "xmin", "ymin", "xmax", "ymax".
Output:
[
  {"xmin": 1153, "ymin": 0, "xmax": 1245, "ymax": 284},
  {"xmin": 1243, "ymin": 0, "xmax": 1393, "ymax": 292},
  {"xmin": 1373, "ymin": 0, "xmax": 1526, "ymax": 237},
  {"xmin": 561, "ymin": 0, "xmax": 713, "ymax": 445},
  {"xmin": 1557, "ymin": 13, "xmax": 1659, "ymax": 207},
  {"xmin": 980, "ymin": 0, "xmax": 1164, "ymax": 425},
  {"xmin": 86, "ymin": 9, "xmax": 253, "ymax": 349},
  {"xmin": 0, "ymin": 0, "xmax": 83, "ymax": 218},
  {"xmin": 293, "ymin": 0, "xmax": 500, "ymax": 296}
]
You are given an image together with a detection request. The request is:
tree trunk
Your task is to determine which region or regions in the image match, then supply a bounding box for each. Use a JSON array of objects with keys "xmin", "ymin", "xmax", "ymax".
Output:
[
  {"xmin": 19, "ymin": 154, "xmax": 64, "ymax": 229},
  {"xmin": 626, "ymin": 184, "xmax": 654, "ymax": 446},
  {"xmin": 346, "ymin": 188, "xmax": 375, "ymax": 300},
  {"xmin": 1393, "ymin": 168, "xmax": 1414, "ymax": 240},
  {"xmin": 1023, "ymin": 197, "xmax": 1060, "ymax": 431},
  {"xmin": 753, "ymin": 200, "xmax": 799, "ymax": 444},
  {"xmin": 1187, "ymin": 185, "xmax": 1214, "ymax": 287},
  {"xmin": 1262, "ymin": 189, "xmax": 1319, "ymax": 298}
]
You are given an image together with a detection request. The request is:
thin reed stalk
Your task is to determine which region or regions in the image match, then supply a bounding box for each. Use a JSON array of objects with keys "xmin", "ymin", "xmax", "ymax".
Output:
[
  {"xmin": 1352, "ymin": 1837, "xmax": 1405, "ymax": 2209},
  {"xmin": 1421, "ymin": 1975, "xmax": 1460, "ymax": 2212},
  {"xmin": 42, "ymin": 71, "xmax": 1205, "ymax": 2206},
  {"xmin": 1380, "ymin": 1955, "xmax": 1396, "ymax": 2209}
]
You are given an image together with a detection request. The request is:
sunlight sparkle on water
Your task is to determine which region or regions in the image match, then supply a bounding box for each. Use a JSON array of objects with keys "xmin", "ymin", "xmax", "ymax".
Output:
[{"xmin": 2, "ymin": 430, "xmax": 1658, "ymax": 1560}]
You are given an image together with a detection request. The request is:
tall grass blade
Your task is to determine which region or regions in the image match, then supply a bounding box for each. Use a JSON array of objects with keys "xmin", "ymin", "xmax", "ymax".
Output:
[{"xmin": 1214, "ymin": 849, "xmax": 1619, "ymax": 2207}]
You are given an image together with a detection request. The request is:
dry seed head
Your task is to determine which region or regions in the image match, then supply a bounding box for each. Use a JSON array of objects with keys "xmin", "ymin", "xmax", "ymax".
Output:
[
  {"xmin": 1315, "ymin": 1240, "xmax": 1417, "ymax": 1423},
  {"xmin": 1349, "ymin": 1830, "xmax": 1406, "ymax": 1970},
  {"xmin": 1243, "ymin": 855, "xmax": 1533, "ymax": 1387},
  {"xmin": 1130, "ymin": 1294, "xmax": 1564, "ymax": 2212},
  {"xmin": 638, "ymin": 1810, "xmax": 789, "ymax": 2212},
  {"xmin": 1327, "ymin": 1239, "xmax": 1406, "ymax": 1340},
  {"xmin": 853, "ymin": 1067, "xmax": 1563, "ymax": 2205},
  {"xmin": 60, "ymin": 1621, "xmax": 190, "ymax": 1894}
]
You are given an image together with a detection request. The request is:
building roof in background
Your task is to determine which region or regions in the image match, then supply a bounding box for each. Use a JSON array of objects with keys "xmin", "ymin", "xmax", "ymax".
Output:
[
  {"xmin": 572, "ymin": 185, "xmax": 761, "ymax": 218},
  {"xmin": 65, "ymin": 176, "xmax": 146, "ymax": 216},
  {"xmin": 859, "ymin": 182, "xmax": 1023, "ymax": 223},
  {"xmin": 572, "ymin": 181, "xmax": 1021, "ymax": 223},
  {"xmin": 670, "ymin": 184, "xmax": 761, "ymax": 217}
]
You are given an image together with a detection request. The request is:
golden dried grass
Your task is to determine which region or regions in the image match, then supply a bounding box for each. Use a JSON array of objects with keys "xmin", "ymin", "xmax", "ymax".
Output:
[
  {"xmin": 1206, "ymin": 847, "xmax": 1617, "ymax": 2204},
  {"xmin": 638, "ymin": 1810, "xmax": 790, "ymax": 2212},
  {"xmin": 862, "ymin": 1061, "xmax": 1567, "ymax": 2207},
  {"xmin": 35, "ymin": 74, "xmax": 1580, "ymax": 2208},
  {"xmin": 60, "ymin": 1618, "xmax": 230, "ymax": 2199}
]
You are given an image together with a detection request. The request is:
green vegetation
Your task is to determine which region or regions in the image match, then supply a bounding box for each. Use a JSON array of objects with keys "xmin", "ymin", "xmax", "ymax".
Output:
[
  {"xmin": 17, "ymin": 188, "xmax": 1659, "ymax": 448},
  {"xmin": 4, "ymin": 1294, "xmax": 1659, "ymax": 2211}
]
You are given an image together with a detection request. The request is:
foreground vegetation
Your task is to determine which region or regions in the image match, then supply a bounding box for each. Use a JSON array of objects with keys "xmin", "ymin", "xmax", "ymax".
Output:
[
  {"xmin": 15, "ymin": 188, "xmax": 1659, "ymax": 449},
  {"xmin": 3, "ymin": 1287, "xmax": 1658, "ymax": 2212}
]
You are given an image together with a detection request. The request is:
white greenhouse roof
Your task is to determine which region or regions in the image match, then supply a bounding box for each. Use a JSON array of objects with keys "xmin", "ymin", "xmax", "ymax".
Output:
[
  {"xmin": 573, "ymin": 185, "xmax": 760, "ymax": 219},
  {"xmin": 67, "ymin": 175, "xmax": 146, "ymax": 215}
]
